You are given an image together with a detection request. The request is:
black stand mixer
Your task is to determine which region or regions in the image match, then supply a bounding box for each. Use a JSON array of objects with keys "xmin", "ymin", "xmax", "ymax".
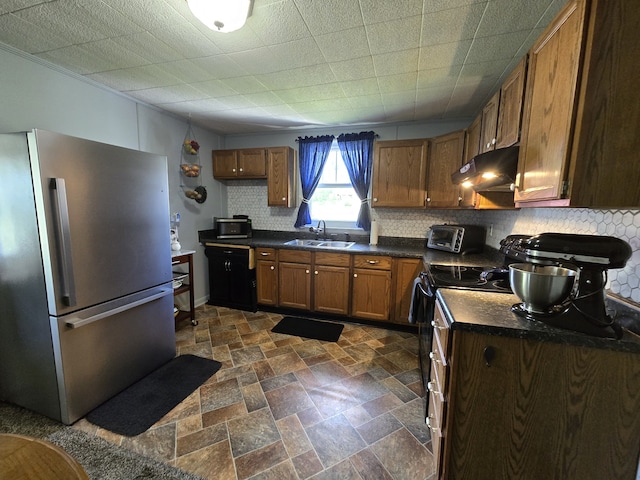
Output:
[{"xmin": 500, "ymin": 233, "xmax": 632, "ymax": 339}]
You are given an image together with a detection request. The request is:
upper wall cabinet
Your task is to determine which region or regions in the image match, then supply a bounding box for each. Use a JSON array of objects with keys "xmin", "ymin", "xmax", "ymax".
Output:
[
  {"xmin": 515, "ymin": 0, "xmax": 640, "ymax": 208},
  {"xmin": 266, "ymin": 147, "xmax": 296, "ymax": 207},
  {"xmin": 426, "ymin": 130, "xmax": 465, "ymax": 208},
  {"xmin": 495, "ymin": 56, "xmax": 527, "ymax": 149},
  {"xmin": 372, "ymin": 139, "xmax": 429, "ymax": 208},
  {"xmin": 479, "ymin": 91, "xmax": 500, "ymax": 153},
  {"xmin": 213, "ymin": 148, "xmax": 267, "ymax": 179}
]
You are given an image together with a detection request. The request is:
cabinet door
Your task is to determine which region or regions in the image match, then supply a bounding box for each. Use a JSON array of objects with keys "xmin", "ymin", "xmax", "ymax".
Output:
[
  {"xmin": 256, "ymin": 260, "xmax": 277, "ymax": 306},
  {"xmin": 351, "ymin": 268, "xmax": 391, "ymax": 321},
  {"xmin": 515, "ymin": 0, "xmax": 587, "ymax": 204},
  {"xmin": 391, "ymin": 258, "xmax": 422, "ymax": 324},
  {"xmin": 479, "ymin": 91, "xmax": 500, "ymax": 153},
  {"xmin": 212, "ymin": 150, "xmax": 238, "ymax": 178},
  {"xmin": 237, "ymin": 149, "xmax": 267, "ymax": 178},
  {"xmin": 267, "ymin": 147, "xmax": 294, "ymax": 207},
  {"xmin": 278, "ymin": 262, "xmax": 311, "ymax": 310},
  {"xmin": 496, "ymin": 56, "xmax": 527, "ymax": 149},
  {"xmin": 313, "ymin": 265, "xmax": 350, "ymax": 315},
  {"xmin": 372, "ymin": 139, "xmax": 428, "ymax": 208},
  {"xmin": 460, "ymin": 115, "xmax": 482, "ymax": 208},
  {"xmin": 426, "ymin": 131, "xmax": 465, "ymax": 208},
  {"xmin": 207, "ymin": 254, "xmax": 231, "ymax": 304}
]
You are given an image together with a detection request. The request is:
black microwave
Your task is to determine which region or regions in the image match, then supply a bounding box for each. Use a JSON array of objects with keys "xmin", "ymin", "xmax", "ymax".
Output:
[{"xmin": 214, "ymin": 217, "xmax": 252, "ymax": 239}]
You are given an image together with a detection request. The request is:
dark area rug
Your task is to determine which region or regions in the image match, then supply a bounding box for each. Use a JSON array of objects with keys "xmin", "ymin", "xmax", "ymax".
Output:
[
  {"xmin": 86, "ymin": 354, "xmax": 221, "ymax": 436},
  {"xmin": 272, "ymin": 316, "xmax": 344, "ymax": 342}
]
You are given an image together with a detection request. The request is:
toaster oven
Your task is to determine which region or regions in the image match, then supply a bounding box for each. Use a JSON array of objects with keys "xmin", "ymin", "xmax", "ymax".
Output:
[
  {"xmin": 214, "ymin": 217, "xmax": 252, "ymax": 239},
  {"xmin": 427, "ymin": 224, "xmax": 485, "ymax": 254}
]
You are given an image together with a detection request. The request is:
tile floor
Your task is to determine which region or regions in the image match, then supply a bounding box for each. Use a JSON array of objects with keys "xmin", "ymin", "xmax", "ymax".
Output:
[{"xmin": 73, "ymin": 305, "xmax": 435, "ymax": 480}]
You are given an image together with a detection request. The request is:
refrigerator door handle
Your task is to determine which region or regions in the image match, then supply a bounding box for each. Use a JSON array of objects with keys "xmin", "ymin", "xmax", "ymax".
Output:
[
  {"xmin": 65, "ymin": 287, "xmax": 173, "ymax": 329},
  {"xmin": 50, "ymin": 178, "xmax": 77, "ymax": 306}
]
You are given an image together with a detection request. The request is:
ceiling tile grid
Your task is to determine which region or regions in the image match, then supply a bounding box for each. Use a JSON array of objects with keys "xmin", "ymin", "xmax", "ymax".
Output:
[{"xmin": 0, "ymin": 0, "xmax": 565, "ymax": 133}]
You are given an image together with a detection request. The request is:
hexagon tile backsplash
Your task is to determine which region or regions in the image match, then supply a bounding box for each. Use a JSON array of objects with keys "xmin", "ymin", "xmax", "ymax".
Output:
[{"xmin": 228, "ymin": 183, "xmax": 640, "ymax": 306}]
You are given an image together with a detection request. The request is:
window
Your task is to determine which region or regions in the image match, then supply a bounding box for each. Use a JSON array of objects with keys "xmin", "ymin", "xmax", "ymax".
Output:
[{"xmin": 308, "ymin": 142, "xmax": 360, "ymax": 226}]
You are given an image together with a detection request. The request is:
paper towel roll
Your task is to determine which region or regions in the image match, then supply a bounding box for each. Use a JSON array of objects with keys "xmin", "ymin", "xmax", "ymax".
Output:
[{"xmin": 369, "ymin": 220, "xmax": 379, "ymax": 245}]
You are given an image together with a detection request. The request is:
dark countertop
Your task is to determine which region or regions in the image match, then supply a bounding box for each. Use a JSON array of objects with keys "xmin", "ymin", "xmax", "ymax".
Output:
[{"xmin": 436, "ymin": 288, "xmax": 640, "ymax": 354}]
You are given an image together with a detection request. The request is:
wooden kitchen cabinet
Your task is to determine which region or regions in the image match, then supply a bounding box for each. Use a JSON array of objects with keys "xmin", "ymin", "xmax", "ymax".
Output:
[
  {"xmin": 267, "ymin": 147, "xmax": 296, "ymax": 207},
  {"xmin": 478, "ymin": 91, "xmax": 500, "ymax": 153},
  {"xmin": 372, "ymin": 139, "xmax": 429, "ymax": 208},
  {"xmin": 515, "ymin": 0, "xmax": 640, "ymax": 208},
  {"xmin": 313, "ymin": 252, "xmax": 350, "ymax": 316},
  {"xmin": 172, "ymin": 251, "xmax": 196, "ymax": 326},
  {"xmin": 432, "ymin": 297, "xmax": 640, "ymax": 480},
  {"xmin": 212, "ymin": 148, "xmax": 267, "ymax": 179},
  {"xmin": 426, "ymin": 131, "xmax": 465, "ymax": 208},
  {"xmin": 256, "ymin": 247, "xmax": 278, "ymax": 306},
  {"xmin": 495, "ymin": 56, "xmax": 527, "ymax": 149},
  {"xmin": 278, "ymin": 249, "xmax": 312, "ymax": 310},
  {"xmin": 351, "ymin": 255, "xmax": 392, "ymax": 321},
  {"xmin": 390, "ymin": 257, "xmax": 422, "ymax": 324}
]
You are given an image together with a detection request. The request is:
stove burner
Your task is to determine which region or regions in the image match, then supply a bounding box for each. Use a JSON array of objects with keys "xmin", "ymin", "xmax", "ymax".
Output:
[{"xmin": 426, "ymin": 264, "xmax": 512, "ymax": 293}]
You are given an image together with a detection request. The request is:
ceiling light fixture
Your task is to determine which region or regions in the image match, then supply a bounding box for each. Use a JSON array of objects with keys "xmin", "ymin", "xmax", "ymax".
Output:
[{"xmin": 187, "ymin": 0, "xmax": 253, "ymax": 33}]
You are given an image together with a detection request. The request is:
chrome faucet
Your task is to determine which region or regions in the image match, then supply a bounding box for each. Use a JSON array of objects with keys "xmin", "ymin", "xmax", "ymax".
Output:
[{"xmin": 309, "ymin": 220, "xmax": 327, "ymax": 239}]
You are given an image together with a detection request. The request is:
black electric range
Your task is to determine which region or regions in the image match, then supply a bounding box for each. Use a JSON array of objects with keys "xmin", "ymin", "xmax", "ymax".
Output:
[{"xmin": 425, "ymin": 264, "xmax": 512, "ymax": 292}]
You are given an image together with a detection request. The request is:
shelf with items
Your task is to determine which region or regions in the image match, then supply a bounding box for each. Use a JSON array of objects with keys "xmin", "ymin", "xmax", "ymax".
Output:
[
  {"xmin": 171, "ymin": 250, "xmax": 196, "ymax": 326},
  {"xmin": 180, "ymin": 121, "xmax": 207, "ymax": 204}
]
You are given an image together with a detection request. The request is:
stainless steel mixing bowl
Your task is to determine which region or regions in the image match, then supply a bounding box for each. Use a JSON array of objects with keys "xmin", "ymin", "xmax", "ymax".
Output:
[{"xmin": 509, "ymin": 263, "xmax": 578, "ymax": 313}]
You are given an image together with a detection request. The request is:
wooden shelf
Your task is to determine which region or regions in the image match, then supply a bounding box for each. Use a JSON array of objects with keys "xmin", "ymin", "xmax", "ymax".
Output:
[{"xmin": 172, "ymin": 251, "xmax": 196, "ymax": 326}]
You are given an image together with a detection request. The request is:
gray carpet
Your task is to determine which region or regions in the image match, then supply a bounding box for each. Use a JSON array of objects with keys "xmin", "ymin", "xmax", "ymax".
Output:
[{"xmin": 0, "ymin": 402, "xmax": 204, "ymax": 480}]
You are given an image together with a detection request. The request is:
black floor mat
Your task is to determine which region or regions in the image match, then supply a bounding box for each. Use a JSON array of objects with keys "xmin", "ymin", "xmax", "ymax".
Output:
[
  {"xmin": 86, "ymin": 355, "xmax": 221, "ymax": 436},
  {"xmin": 271, "ymin": 316, "xmax": 344, "ymax": 342}
]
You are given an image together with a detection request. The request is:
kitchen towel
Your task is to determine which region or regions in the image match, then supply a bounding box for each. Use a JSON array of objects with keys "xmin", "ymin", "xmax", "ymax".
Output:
[{"xmin": 86, "ymin": 354, "xmax": 221, "ymax": 436}]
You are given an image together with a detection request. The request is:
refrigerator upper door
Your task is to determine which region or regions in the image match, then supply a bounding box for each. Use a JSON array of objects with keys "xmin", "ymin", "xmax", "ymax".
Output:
[{"xmin": 30, "ymin": 130, "xmax": 173, "ymax": 316}]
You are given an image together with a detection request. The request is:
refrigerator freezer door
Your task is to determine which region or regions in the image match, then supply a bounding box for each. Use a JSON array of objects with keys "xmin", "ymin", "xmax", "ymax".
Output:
[
  {"xmin": 51, "ymin": 285, "xmax": 176, "ymax": 424},
  {"xmin": 29, "ymin": 130, "xmax": 173, "ymax": 316}
]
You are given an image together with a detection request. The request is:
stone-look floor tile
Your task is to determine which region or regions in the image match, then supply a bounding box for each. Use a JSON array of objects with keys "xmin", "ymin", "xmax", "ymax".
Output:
[
  {"xmin": 157, "ymin": 390, "xmax": 201, "ymax": 425},
  {"xmin": 276, "ymin": 414, "xmax": 312, "ymax": 457},
  {"xmin": 373, "ymin": 356, "xmax": 405, "ymax": 375},
  {"xmin": 341, "ymin": 372, "xmax": 390, "ymax": 403},
  {"xmin": 176, "ymin": 413, "xmax": 203, "ymax": 438},
  {"xmin": 201, "ymin": 377, "xmax": 243, "ymax": 412},
  {"xmin": 210, "ymin": 329, "xmax": 241, "ymax": 347},
  {"xmin": 371, "ymin": 428, "xmax": 434, "ymax": 480},
  {"xmin": 240, "ymin": 330, "xmax": 272, "ymax": 346},
  {"xmin": 292, "ymin": 340, "xmax": 327, "ymax": 358},
  {"xmin": 307, "ymin": 383, "xmax": 359, "ymax": 418},
  {"xmin": 122, "ymin": 422, "xmax": 176, "ymax": 463},
  {"xmin": 179, "ymin": 342, "xmax": 213, "ymax": 358},
  {"xmin": 251, "ymin": 459, "xmax": 299, "ymax": 480},
  {"xmin": 343, "ymin": 343, "xmax": 379, "ymax": 363},
  {"xmin": 310, "ymin": 458, "xmax": 361, "ymax": 480},
  {"xmin": 296, "ymin": 405, "xmax": 324, "ymax": 428},
  {"xmin": 253, "ymin": 359, "xmax": 277, "ymax": 380},
  {"xmin": 260, "ymin": 372, "xmax": 297, "ymax": 392},
  {"xmin": 381, "ymin": 375, "xmax": 419, "ymax": 403},
  {"xmin": 309, "ymin": 360, "xmax": 352, "ymax": 386},
  {"xmin": 177, "ymin": 422, "xmax": 228, "ymax": 456},
  {"xmin": 268, "ymin": 350, "xmax": 307, "ymax": 376},
  {"xmin": 342, "ymin": 405, "xmax": 373, "ymax": 428},
  {"xmin": 362, "ymin": 392, "xmax": 404, "ymax": 418},
  {"xmin": 202, "ymin": 402, "xmax": 247, "ymax": 427},
  {"xmin": 306, "ymin": 414, "xmax": 366, "ymax": 468},
  {"xmin": 263, "ymin": 344, "xmax": 295, "ymax": 359},
  {"xmin": 391, "ymin": 398, "xmax": 431, "ymax": 445},
  {"xmin": 356, "ymin": 411, "xmax": 403, "ymax": 445},
  {"xmin": 349, "ymin": 448, "xmax": 394, "ymax": 480},
  {"xmin": 242, "ymin": 381, "xmax": 268, "ymax": 412},
  {"xmin": 234, "ymin": 440, "xmax": 289, "ymax": 480},
  {"xmin": 294, "ymin": 367, "xmax": 322, "ymax": 390},
  {"xmin": 231, "ymin": 344, "xmax": 265, "ymax": 366},
  {"xmin": 216, "ymin": 364, "xmax": 255, "ymax": 382},
  {"xmin": 341, "ymin": 328, "xmax": 374, "ymax": 344},
  {"xmin": 228, "ymin": 407, "xmax": 281, "ymax": 458},
  {"xmin": 176, "ymin": 439, "xmax": 236, "ymax": 480},
  {"xmin": 303, "ymin": 352, "xmax": 333, "ymax": 366},
  {"xmin": 384, "ymin": 349, "xmax": 419, "ymax": 371},
  {"xmin": 265, "ymin": 382, "xmax": 314, "ymax": 420},
  {"xmin": 292, "ymin": 449, "xmax": 323, "ymax": 479}
]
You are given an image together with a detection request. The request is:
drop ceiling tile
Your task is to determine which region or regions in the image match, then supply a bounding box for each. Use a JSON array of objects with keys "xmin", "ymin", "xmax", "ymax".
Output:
[
  {"xmin": 378, "ymin": 72, "xmax": 418, "ymax": 94},
  {"xmin": 314, "ymin": 27, "xmax": 371, "ymax": 63},
  {"xmin": 420, "ymin": 3, "xmax": 486, "ymax": 47},
  {"xmin": 457, "ymin": 60, "xmax": 508, "ymax": 86},
  {"xmin": 150, "ymin": 22, "xmax": 223, "ymax": 59},
  {"xmin": 422, "ymin": 0, "xmax": 488, "ymax": 14},
  {"xmin": 0, "ymin": 0, "xmax": 46, "ymax": 16},
  {"xmin": 88, "ymin": 64, "xmax": 182, "ymax": 92},
  {"xmin": 243, "ymin": 91, "xmax": 283, "ymax": 107},
  {"xmin": 373, "ymin": 49, "xmax": 419, "ymax": 76},
  {"xmin": 226, "ymin": 46, "xmax": 280, "ymax": 75},
  {"xmin": 417, "ymin": 66, "xmax": 462, "ymax": 90},
  {"xmin": 196, "ymin": 55, "xmax": 250, "ymax": 80},
  {"xmin": 292, "ymin": 0, "xmax": 364, "ymax": 35},
  {"xmin": 329, "ymin": 56, "xmax": 376, "ymax": 82},
  {"xmin": 465, "ymin": 30, "xmax": 531, "ymax": 64},
  {"xmin": 366, "ymin": 16, "xmax": 422, "ymax": 55},
  {"xmin": 340, "ymin": 78, "xmax": 380, "ymax": 97},
  {"xmin": 381, "ymin": 90, "xmax": 416, "ymax": 107},
  {"xmin": 360, "ymin": 0, "xmax": 424, "ymax": 25},
  {"xmin": 130, "ymin": 83, "xmax": 209, "ymax": 104},
  {"xmin": 292, "ymin": 98, "xmax": 347, "ymax": 114},
  {"xmin": 192, "ymin": 79, "xmax": 239, "ymax": 97},
  {"xmin": 160, "ymin": 58, "xmax": 221, "ymax": 83},
  {"xmin": 248, "ymin": 0, "xmax": 311, "ymax": 45},
  {"xmin": 475, "ymin": 0, "xmax": 553, "ymax": 38},
  {"xmin": 101, "ymin": 0, "xmax": 186, "ymax": 33},
  {"xmin": 274, "ymin": 82, "xmax": 345, "ymax": 103},
  {"xmin": 111, "ymin": 32, "xmax": 183, "ymax": 64},
  {"xmin": 219, "ymin": 76, "xmax": 270, "ymax": 95},
  {"xmin": 36, "ymin": 40, "xmax": 148, "ymax": 75},
  {"xmin": 214, "ymin": 95, "xmax": 261, "ymax": 109},
  {"xmin": 200, "ymin": 26, "xmax": 266, "ymax": 54},
  {"xmin": 348, "ymin": 94, "xmax": 383, "ymax": 109},
  {"xmin": 257, "ymin": 64, "xmax": 336, "ymax": 91},
  {"xmin": 267, "ymin": 37, "xmax": 326, "ymax": 70},
  {"xmin": 0, "ymin": 13, "xmax": 71, "ymax": 53},
  {"xmin": 418, "ymin": 40, "xmax": 472, "ymax": 70}
]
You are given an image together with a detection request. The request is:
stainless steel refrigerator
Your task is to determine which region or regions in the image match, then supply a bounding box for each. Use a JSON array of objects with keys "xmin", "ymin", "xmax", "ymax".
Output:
[{"xmin": 0, "ymin": 129, "xmax": 176, "ymax": 424}]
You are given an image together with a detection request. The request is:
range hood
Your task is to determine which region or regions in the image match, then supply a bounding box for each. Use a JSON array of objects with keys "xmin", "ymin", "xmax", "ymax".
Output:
[{"xmin": 451, "ymin": 145, "xmax": 519, "ymax": 191}]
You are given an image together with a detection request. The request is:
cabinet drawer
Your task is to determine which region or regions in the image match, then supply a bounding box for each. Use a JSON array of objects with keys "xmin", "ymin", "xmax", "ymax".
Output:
[
  {"xmin": 433, "ymin": 300, "xmax": 451, "ymax": 361},
  {"xmin": 314, "ymin": 251, "xmax": 350, "ymax": 267},
  {"xmin": 256, "ymin": 247, "xmax": 277, "ymax": 260},
  {"xmin": 279, "ymin": 249, "xmax": 312, "ymax": 263},
  {"xmin": 430, "ymin": 351, "xmax": 447, "ymax": 399},
  {"xmin": 353, "ymin": 255, "xmax": 392, "ymax": 270},
  {"xmin": 428, "ymin": 390, "xmax": 444, "ymax": 477}
]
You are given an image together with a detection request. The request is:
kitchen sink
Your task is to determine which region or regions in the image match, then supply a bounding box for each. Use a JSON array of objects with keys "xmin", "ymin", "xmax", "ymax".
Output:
[{"xmin": 283, "ymin": 239, "xmax": 356, "ymax": 249}]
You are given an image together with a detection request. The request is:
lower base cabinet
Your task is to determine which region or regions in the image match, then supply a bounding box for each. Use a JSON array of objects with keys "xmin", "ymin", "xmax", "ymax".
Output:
[
  {"xmin": 351, "ymin": 255, "xmax": 392, "ymax": 321},
  {"xmin": 432, "ymin": 298, "xmax": 640, "ymax": 480},
  {"xmin": 205, "ymin": 245, "xmax": 257, "ymax": 312}
]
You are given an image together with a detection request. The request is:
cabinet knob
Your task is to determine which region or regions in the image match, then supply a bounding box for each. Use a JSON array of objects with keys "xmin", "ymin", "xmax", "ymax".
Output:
[
  {"xmin": 270, "ymin": 266, "xmax": 274, "ymax": 270},
  {"xmin": 373, "ymin": 198, "xmax": 378, "ymax": 202},
  {"xmin": 492, "ymin": 138, "xmax": 496, "ymax": 145},
  {"xmin": 305, "ymin": 269, "xmax": 310, "ymax": 274},
  {"xmin": 486, "ymin": 142, "xmax": 491, "ymax": 148},
  {"xmin": 427, "ymin": 381, "xmax": 441, "ymax": 396},
  {"xmin": 260, "ymin": 252, "xmax": 269, "ymax": 256},
  {"xmin": 426, "ymin": 197, "xmax": 431, "ymax": 202},
  {"xmin": 353, "ymin": 273, "xmax": 358, "ymax": 278},
  {"xmin": 314, "ymin": 270, "xmax": 318, "ymax": 275},
  {"xmin": 232, "ymin": 168, "xmax": 236, "ymax": 172},
  {"xmin": 282, "ymin": 197, "xmax": 286, "ymax": 201},
  {"xmin": 431, "ymin": 320, "xmax": 446, "ymax": 331},
  {"xmin": 239, "ymin": 168, "xmax": 243, "ymax": 172},
  {"xmin": 366, "ymin": 260, "xmax": 379, "ymax": 265}
]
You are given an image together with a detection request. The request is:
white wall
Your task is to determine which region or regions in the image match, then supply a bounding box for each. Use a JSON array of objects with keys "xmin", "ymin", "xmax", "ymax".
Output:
[{"xmin": 0, "ymin": 45, "xmax": 225, "ymax": 306}]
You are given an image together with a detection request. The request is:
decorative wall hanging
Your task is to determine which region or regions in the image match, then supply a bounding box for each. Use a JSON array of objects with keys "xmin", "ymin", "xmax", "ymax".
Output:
[{"xmin": 180, "ymin": 120, "xmax": 207, "ymax": 203}]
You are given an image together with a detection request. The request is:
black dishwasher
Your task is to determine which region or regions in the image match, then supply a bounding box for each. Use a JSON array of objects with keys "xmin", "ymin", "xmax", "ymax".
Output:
[{"xmin": 205, "ymin": 244, "xmax": 257, "ymax": 312}]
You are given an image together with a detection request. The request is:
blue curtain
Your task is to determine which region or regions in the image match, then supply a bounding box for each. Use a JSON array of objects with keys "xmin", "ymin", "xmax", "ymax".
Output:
[
  {"xmin": 337, "ymin": 131, "xmax": 376, "ymax": 231},
  {"xmin": 294, "ymin": 135, "xmax": 335, "ymax": 228}
]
